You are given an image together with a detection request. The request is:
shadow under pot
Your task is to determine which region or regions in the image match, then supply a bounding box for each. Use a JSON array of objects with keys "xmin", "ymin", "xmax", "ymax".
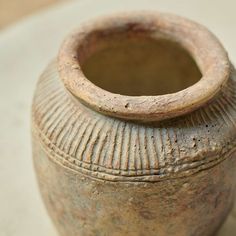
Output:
[{"xmin": 32, "ymin": 12, "xmax": 236, "ymax": 236}]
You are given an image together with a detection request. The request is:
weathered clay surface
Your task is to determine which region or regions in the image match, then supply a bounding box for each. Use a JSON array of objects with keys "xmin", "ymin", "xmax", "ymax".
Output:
[{"xmin": 32, "ymin": 12, "xmax": 236, "ymax": 236}]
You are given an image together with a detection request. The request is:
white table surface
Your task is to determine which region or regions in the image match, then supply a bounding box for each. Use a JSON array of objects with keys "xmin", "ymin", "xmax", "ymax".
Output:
[{"xmin": 0, "ymin": 0, "xmax": 236, "ymax": 235}]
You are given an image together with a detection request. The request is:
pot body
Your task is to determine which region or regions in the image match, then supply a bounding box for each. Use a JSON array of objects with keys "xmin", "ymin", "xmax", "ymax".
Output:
[
  {"xmin": 32, "ymin": 12, "xmax": 236, "ymax": 236},
  {"xmin": 32, "ymin": 63, "xmax": 236, "ymax": 236}
]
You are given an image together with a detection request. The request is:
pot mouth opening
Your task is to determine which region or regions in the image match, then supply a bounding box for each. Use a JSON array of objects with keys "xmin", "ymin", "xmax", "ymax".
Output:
[
  {"xmin": 80, "ymin": 34, "xmax": 202, "ymax": 96},
  {"xmin": 58, "ymin": 12, "xmax": 230, "ymax": 122}
]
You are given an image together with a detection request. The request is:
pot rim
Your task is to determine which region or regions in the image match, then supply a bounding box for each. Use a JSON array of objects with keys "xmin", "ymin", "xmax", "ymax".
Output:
[{"xmin": 58, "ymin": 11, "xmax": 230, "ymax": 122}]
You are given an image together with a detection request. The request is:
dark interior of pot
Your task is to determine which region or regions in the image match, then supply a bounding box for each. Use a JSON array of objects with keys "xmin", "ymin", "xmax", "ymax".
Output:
[{"xmin": 81, "ymin": 33, "xmax": 202, "ymax": 96}]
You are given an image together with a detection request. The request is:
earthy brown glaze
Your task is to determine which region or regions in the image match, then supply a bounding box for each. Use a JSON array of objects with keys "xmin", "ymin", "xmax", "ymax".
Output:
[{"xmin": 32, "ymin": 12, "xmax": 236, "ymax": 236}]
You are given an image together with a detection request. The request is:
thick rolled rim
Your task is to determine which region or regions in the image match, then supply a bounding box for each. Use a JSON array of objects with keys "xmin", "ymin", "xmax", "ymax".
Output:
[{"xmin": 58, "ymin": 11, "xmax": 230, "ymax": 122}]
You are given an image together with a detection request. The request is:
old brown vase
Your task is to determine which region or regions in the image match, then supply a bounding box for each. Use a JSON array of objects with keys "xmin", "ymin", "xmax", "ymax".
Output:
[{"xmin": 32, "ymin": 12, "xmax": 236, "ymax": 236}]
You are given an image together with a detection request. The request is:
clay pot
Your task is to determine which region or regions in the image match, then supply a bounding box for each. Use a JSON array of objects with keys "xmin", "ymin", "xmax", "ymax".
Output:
[{"xmin": 32, "ymin": 12, "xmax": 236, "ymax": 236}]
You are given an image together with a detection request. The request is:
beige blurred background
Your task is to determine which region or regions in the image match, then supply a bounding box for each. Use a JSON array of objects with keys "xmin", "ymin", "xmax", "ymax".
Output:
[{"xmin": 0, "ymin": 0, "xmax": 68, "ymax": 28}]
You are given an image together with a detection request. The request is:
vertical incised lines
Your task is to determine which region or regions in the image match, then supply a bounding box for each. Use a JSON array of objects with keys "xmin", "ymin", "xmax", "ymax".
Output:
[
  {"xmin": 89, "ymin": 120, "xmax": 107, "ymax": 164},
  {"xmin": 146, "ymin": 128, "xmax": 158, "ymax": 172},
  {"xmin": 100, "ymin": 120, "xmax": 116, "ymax": 167},
  {"xmin": 91, "ymin": 120, "xmax": 110, "ymax": 167},
  {"xmin": 97, "ymin": 124, "xmax": 110, "ymax": 167},
  {"xmin": 67, "ymin": 115, "xmax": 87, "ymax": 156},
  {"xmin": 105, "ymin": 121, "xmax": 120, "ymax": 169},
  {"xmin": 59, "ymin": 111, "xmax": 82, "ymax": 151},
  {"xmin": 55, "ymin": 109, "xmax": 77, "ymax": 148},
  {"xmin": 128, "ymin": 125, "xmax": 136, "ymax": 171},
  {"xmin": 112, "ymin": 123, "xmax": 126, "ymax": 170},
  {"xmin": 81, "ymin": 118, "xmax": 104, "ymax": 164},
  {"xmin": 120, "ymin": 123, "xmax": 131, "ymax": 171},
  {"xmin": 68, "ymin": 118, "xmax": 90, "ymax": 157},
  {"xmin": 138, "ymin": 127, "xmax": 151, "ymax": 173},
  {"xmin": 76, "ymin": 118, "xmax": 100, "ymax": 163},
  {"xmin": 39, "ymin": 97, "xmax": 69, "ymax": 131},
  {"xmin": 153, "ymin": 128, "xmax": 164, "ymax": 168},
  {"xmin": 46, "ymin": 102, "xmax": 73, "ymax": 140},
  {"xmin": 213, "ymin": 100, "xmax": 231, "ymax": 127},
  {"xmin": 133, "ymin": 126, "xmax": 142, "ymax": 171},
  {"xmin": 217, "ymin": 97, "xmax": 236, "ymax": 129},
  {"xmin": 63, "ymin": 113, "xmax": 85, "ymax": 155},
  {"xmin": 75, "ymin": 119, "xmax": 98, "ymax": 161}
]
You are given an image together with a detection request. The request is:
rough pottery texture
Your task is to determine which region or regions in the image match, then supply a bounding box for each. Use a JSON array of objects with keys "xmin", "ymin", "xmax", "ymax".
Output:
[{"xmin": 32, "ymin": 12, "xmax": 236, "ymax": 236}]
